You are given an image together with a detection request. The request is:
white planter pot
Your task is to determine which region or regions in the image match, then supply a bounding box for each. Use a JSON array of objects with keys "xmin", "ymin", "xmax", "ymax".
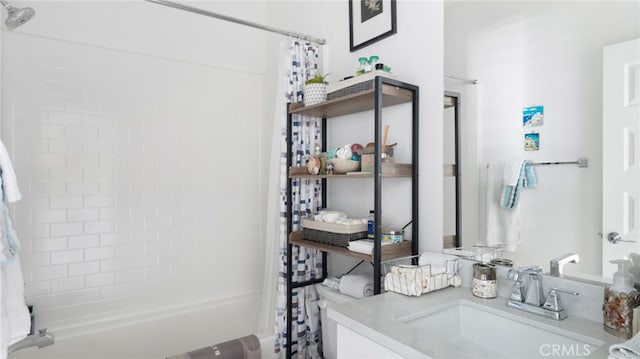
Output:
[{"xmin": 304, "ymin": 83, "xmax": 327, "ymax": 106}]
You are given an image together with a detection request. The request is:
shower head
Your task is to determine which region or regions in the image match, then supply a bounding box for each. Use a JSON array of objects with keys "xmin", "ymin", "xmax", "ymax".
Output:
[{"xmin": 0, "ymin": 0, "xmax": 34, "ymax": 30}]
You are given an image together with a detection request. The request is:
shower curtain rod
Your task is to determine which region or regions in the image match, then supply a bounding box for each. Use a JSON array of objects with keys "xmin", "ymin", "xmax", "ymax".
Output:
[
  {"xmin": 444, "ymin": 72, "xmax": 478, "ymax": 84},
  {"xmin": 145, "ymin": 0, "xmax": 326, "ymax": 45}
]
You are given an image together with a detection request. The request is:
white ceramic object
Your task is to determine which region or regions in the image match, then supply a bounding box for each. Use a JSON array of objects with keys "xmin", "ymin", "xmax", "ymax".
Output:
[
  {"xmin": 331, "ymin": 158, "xmax": 360, "ymax": 174},
  {"xmin": 304, "ymin": 83, "xmax": 327, "ymax": 106},
  {"xmin": 398, "ymin": 300, "xmax": 604, "ymax": 358}
]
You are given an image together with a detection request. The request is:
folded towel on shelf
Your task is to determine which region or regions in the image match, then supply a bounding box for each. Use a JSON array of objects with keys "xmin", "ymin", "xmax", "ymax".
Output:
[
  {"xmin": 609, "ymin": 333, "xmax": 640, "ymax": 359},
  {"xmin": 417, "ymin": 252, "xmax": 460, "ymax": 274},
  {"xmin": 500, "ymin": 158, "xmax": 537, "ymax": 210},
  {"xmin": 486, "ymin": 162, "xmax": 522, "ymax": 252},
  {"xmin": 347, "ymin": 239, "xmax": 392, "ymax": 255},
  {"xmin": 339, "ymin": 274, "xmax": 373, "ymax": 299}
]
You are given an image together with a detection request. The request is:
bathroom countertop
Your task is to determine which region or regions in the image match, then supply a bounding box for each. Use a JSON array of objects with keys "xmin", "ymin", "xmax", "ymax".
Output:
[{"xmin": 327, "ymin": 286, "xmax": 624, "ymax": 358}]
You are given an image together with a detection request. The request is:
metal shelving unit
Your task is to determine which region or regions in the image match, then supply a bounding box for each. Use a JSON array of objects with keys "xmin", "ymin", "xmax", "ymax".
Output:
[{"xmin": 285, "ymin": 76, "xmax": 419, "ymax": 358}]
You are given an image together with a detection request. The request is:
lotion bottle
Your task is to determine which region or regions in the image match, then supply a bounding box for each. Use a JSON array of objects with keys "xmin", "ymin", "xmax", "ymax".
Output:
[
  {"xmin": 603, "ymin": 259, "xmax": 638, "ymax": 338},
  {"xmin": 629, "ymin": 253, "xmax": 640, "ymax": 291}
]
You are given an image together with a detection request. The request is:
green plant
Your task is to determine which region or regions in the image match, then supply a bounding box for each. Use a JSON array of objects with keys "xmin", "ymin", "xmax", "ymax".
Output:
[{"xmin": 305, "ymin": 73, "xmax": 329, "ymax": 84}]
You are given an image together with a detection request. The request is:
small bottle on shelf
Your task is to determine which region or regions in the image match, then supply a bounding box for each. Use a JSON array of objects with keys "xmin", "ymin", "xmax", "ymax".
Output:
[{"xmin": 367, "ymin": 210, "xmax": 375, "ymax": 239}]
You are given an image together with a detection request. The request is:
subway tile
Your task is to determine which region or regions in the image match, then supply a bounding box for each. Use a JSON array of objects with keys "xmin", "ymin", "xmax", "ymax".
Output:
[
  {"xmin": 99, "ymin": 232, "xmax": 129, "ymax": 246},
  {"xmin": 67, "ymin": 181, "xmax": 99, "ymax": 195},
  {"xmin": 67, "ymin": 208, "xmax": 99, "ymax": 222},
  {"xmin": 50, "ymin": 195, "xmax": 83, "ymax": 209},
  {"xmin": 99, "ymin": 155, "xmax": 115, "ymax": 168},
  {"xmin": 130, "ymin": 255, "xmax": 158, "ymax": 268},
  {"xmin": 44, "ymin": 81, "xmax": 83, "ymax": 100},
  {"xmin": 32, "ymin": 209, "xmax": 66, "ymax": 224},
  {"xmin": 83, "ymin": 114, "xmax": 113, "ymax": 128},
  {"xmin": 48, "ymin": 111, "xmax": 82, "ymax": 126},
  {"xmin": 51, "ymin": 249, "xmax": 83, "ymax": 264},
  {"xmin": 84, "ymin": 221, "xmax": 114, "ymax": 234},
  {"xmin": 68, "ymin": 261, "xmax": 99, "ymax": 276},
  {"xmin": 100, "ymin": 257, "xmax": 129, "ymax": 272},
  {"xmin": 66, "ymin": 126, "xmax": 98, "ymax": 140},
  {"xmin": 51, "ymin": 277, "xmax": 85, "ymax": 292},
  {"xmin": 83, "ymin": 167, "xmax": 114, "ymax": 180},
  {"xmin": 34, "ymin": 223, "xmax": 51, "ymax": 238},
  {"xmin": 49, "ymin": 167, "xmax": 83, "ymax": 180},
  {"xmin": 34, "ymin": 124, "xmax": 66, "ymax": 139},
  {"xmin": 20, "ymin": 252, "xmax": 51, "ymax": 268},
  {"xmin": 85, "ymin": 272, "xmax": 114, "ymax": 288},
  {"xmin": 98, "ymin": 181, "xmax": 114, "ymax": 193},
  {"xmin": 66, "ymin": 154, "xmax": 99, "ymax": 168},
  {"xmin": 83, "ymin": 141, "xmax": 113, "ymax": 154},
  {"xmin": 83, "ymin": 194, "xmax": 114, "ymax": 208},
  {"xmin": 115, "ymin": 243, "xmax": 144, "ymax": 257},
  {"xmin": 67, "ymin": 235, "xmax": 99, "ymax": 249},
  {"xmin": 32, "ymin": 153, "xmax": 65, "ymax": 167},
  {"xmin": 50, "ymin": 222, "xmax": 83, "ymax": 237},
  {"xmin": 31, "ymin": 238, "xmax": 67, "ymax": 252},
  {"xmin": 85, "ymin": 246, "xmax": 114, "ymax": 261},
  {"xmin": 31, "ymin": 265, "xmax": 67, "ymax": 281},
  {"xmin": 29, "ymin": 180, "xmax": 67, "ymax": 196},
  {"xmin": 115, "ymin": 218, "xmax": 144, "ymax": 232},
  {"xmin": 48, "ymin": 139, "xmax": 83, "ymax": 154},
  {"xmin": 115, "ymin": 268, "xmax": 145, "ymax": 283},
  {"xmin": 15, "ymin": 138, "xmax": 48, "ymax": 153},
  {"xmin": 28, "ymin": 197, "xmax": 51, "ymax": 211},
  {"xmin": 98, "ymin": 207, "xmax": 117, "ymax": 220},
  {"xmin": 66, "ymin": 98, "xmax": 113, "ymax": 115},
  {"xmin": 98, "ymin": 127, "xmax": 116, "ymax": 141}
]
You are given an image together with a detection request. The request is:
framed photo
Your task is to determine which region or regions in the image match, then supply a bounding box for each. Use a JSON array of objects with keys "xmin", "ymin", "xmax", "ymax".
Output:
[
  {"xmin": 349, "ymin": 0, "xmax": 397, "ymax": 52},
  {"xmin": 524, "ymin": 133, "xmax": 540, "ymax": 151}
]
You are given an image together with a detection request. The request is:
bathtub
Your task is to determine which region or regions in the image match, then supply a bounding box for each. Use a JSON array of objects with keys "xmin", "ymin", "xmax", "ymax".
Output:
[{"xmin": 11, "ymin": 297, "xmax": 274, "ymax": 359}]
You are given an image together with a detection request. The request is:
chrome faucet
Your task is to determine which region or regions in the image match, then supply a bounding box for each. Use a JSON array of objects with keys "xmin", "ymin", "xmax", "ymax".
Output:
[
  {"xmin": 506, "ymin": 266, "xmax": 579, "ymax": 320},
  {"xmin": 550, "ymin": 253, "xmax": 580, "ymax": 277},
  {"xmin": 8, "ymin": 328, "xmax": 54, "ymax": 354}
]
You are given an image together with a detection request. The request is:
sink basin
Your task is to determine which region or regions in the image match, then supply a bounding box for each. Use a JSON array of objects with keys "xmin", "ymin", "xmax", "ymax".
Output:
[{"xmin": 398, "ymin": 300, "xmax": 605, "ymax": 358}]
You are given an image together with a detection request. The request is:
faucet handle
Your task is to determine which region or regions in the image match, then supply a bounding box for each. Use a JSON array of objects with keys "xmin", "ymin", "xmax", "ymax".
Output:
[{"xmin": 542, "ymin": 288, "xmax": 579, "ymax": 311}]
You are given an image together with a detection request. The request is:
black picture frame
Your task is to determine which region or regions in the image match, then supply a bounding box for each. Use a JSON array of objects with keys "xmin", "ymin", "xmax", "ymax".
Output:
[{"xmin": 349, "ymin": 0, "xmax": 397, "ymax": 52}]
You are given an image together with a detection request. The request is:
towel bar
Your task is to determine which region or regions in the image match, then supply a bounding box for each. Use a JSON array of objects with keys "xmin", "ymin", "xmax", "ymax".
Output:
[{"xmin": 531, "ymin": 158, "xmax": 588, "ymax": 168}]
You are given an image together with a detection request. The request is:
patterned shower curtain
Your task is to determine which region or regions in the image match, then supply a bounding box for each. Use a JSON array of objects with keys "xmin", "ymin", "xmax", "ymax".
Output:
[{"xmin": 274, "ymin": 41, "xmax": 324, "ymax": 358}]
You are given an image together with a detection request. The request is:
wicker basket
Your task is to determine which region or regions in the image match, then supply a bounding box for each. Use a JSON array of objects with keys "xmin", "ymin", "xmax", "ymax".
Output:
[{"xmin": 302, "ymin": 228, "xmax": 367, "ymax": 247}]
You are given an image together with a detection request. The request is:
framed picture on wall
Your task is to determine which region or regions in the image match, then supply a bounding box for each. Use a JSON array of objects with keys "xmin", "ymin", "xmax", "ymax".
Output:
[{"xmin": 349, "ymin": 0, "xmax": 397, "ymax": 52}]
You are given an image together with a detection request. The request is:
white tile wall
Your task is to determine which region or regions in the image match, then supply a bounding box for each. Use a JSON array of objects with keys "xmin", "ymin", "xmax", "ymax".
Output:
[{"xmin": 3, "ymin": 30, "xmax": 265, "ymax": 330}]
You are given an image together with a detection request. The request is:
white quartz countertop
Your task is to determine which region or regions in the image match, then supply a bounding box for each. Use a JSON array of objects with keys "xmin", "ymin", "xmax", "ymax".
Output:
[{"xmin": 327, "ymin": 286, "xmax": 624, "ymax": 358}]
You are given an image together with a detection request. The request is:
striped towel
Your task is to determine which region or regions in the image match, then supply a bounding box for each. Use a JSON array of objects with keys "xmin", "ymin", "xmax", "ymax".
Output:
[{"xmin": 500, "ymin": 159, "xmax": 537, "ymax": 210}]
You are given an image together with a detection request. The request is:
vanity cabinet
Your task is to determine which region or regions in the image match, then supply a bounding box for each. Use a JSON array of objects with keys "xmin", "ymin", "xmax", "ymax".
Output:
[
  {"xmin": 336, "ymin": 323, "xmax": 404, "ymax": 358},
  {"xmin": 285, "ymin": 76, "xmax": 419, "ymax": 357}
]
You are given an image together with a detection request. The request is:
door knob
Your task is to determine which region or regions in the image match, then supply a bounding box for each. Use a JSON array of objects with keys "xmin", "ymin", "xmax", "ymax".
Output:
[{"xmin": 607, "ymin": 232, "xmax": 637, "ymax": 244}]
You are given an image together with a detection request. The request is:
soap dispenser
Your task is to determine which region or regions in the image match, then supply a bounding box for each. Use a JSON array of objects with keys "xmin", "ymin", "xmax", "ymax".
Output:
[
  {"xmin": 629, "ymin": 253, "xmax": 640, "ymax": 291},
  {"xmin": 604, "ymin": 259, "xmax": 640, "ymax": 339}
]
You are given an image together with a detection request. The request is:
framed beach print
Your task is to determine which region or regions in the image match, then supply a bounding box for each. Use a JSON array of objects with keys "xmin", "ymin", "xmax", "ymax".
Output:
[{"xmin": 349, "ymin": 0, "xmax": 397, "ymax": 52}]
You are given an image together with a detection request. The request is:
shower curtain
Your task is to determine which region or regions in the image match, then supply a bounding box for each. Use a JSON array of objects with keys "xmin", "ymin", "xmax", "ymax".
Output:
[{"xmin": 262, "ymin": 40, "xmax": 324, "ymax": 359}]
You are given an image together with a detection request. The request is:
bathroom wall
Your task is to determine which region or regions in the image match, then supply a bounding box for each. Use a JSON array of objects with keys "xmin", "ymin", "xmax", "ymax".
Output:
[
  {"xmin": 265, "ymin": 0, "xmax": 445, "ymax": 270},
  {"xmin": 2, "ymin": 1, "xmax": 267, "ymax": 340},
  {"xmin": 445, "ymin": 1, "xmax": 640, "ymax": 276}
]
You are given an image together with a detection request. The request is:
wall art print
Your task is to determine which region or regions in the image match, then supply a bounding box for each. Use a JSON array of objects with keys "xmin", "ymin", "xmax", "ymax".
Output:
[{"xmin": 349, "ymin": 0, "xmax": 397, "ymax": 52}]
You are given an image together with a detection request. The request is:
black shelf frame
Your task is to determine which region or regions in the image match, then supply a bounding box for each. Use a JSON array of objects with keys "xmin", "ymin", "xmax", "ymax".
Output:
[{"xmin": 285, "ymin": 77, "xmax": 419, "ymax": 358}]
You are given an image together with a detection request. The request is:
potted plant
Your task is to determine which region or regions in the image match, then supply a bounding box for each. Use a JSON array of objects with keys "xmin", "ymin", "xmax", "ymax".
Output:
[{"xmin": 304, "ymin": 73, "xmax": 329, "ymax": 106}]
